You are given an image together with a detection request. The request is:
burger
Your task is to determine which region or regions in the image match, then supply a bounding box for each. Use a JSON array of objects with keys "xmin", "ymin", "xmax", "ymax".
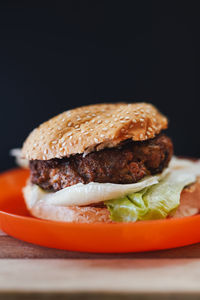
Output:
[{"xmin": 21, "ymin": 103, "xmax": 200, "ymax": 223}]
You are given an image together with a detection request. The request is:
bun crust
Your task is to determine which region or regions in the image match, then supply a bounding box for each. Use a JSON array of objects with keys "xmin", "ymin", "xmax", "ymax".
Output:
[
  {"xmin": 24, "ymin": 179, "xmax": 200, "ymax": 223},
  {"xmin": 22, "ymin": 103, "xmax": 168, "ymax": 160}
]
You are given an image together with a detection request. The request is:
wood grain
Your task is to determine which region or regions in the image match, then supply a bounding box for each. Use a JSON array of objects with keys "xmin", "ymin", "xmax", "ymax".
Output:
[
  {"xmin": 0, "ymin": 235, "xmax": 200, "ymax": 259},
  {"xmin": 1, "ymin": 258, "xmax": 200, "ymax": 299},
  {"xmin": 1, "ymin": 232, "xmax": 200, "ymax": 299}
]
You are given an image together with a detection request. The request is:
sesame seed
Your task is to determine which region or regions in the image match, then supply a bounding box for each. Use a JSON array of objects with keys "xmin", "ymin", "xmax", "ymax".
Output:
[
  {"xmin": 148, "ymin": 127, "xmax": 153, "ymax": 132},
  {"xmin": 106, "ymin": 113, "xmax": 111, "ymax": 117},
  {"xmin": 77, "ymin": 117, "xmax": 81, "ymax": 121},
  {"xmin": 62, "ymin": 142, "xmax": 66, "ymax": 147},
  {"xmin": 102, "ymin": 127, "xmax": 108, "ymax": 131},
  {"xmin": 129, "ymin": 124, "xmax": 133, "ymax": 128},
  {"xmin": 92, "ymin": 113, "xmax": 96, "ymax": 117},
  {"xmin": 119, "ymin": 116, "xmax": 124, "ymax": 120},
  {"xmin": 135, "ymin": 112, "xmax": 139, "ymax": 116},
  {"xmin": 114, "ymin": 118, "xmax": 118, "ymax": 121},
  {"xmin": 69, "ymin": 135, "xmax": 72, "ymax": 140},
  {"xmin": 75, "ymin": 124, "xmax": 79, "ymax": 129},
  {"xmin": 66, "ymin": 132, "xmax": 72, "ymax": 136},
  {"xmin": 79, "ymin": 137, "xmax": 82, "ymax": 141},
  {"xmin": 91, "ymin": 119, "xmax": 95, "ymax": 123},
  {"xmin": 121, "ymin": 128, "xmax": 126, "ymax": 133},
  {"xmin": 57, "ymin": 126, "xmax": 61, "ymax": 130},
  {"xmin": 44, "ymin": 149, "xmax": 48, "ymax": 154},
  {"xmin": 52, "ymin": 140, "xmax": 57, "ymax": 144},
  {"xmin": 140, "ymin": 134, "xmax": 143, "ymax": 139},
  {"xmin": 133, "ymin": 119, "xmax": 137, "ymax": 123},
  {"xmin": 94, "ymin": 138, "xmax": 99, "ymax": 143},
  {"xmin": 97, "ymin": 120, "xmax": 102, "ymax": 124},
  {"xmin": 140, "ymin": 118, "xmax": 144, "ymax": 122},
  {"xmin": 85, "ymin": 110, "xmax": 89, "ymax": 113},
  {"xmin": 100, "ymin": 134, "xmax": 105, "ymax": 138},
  {"xmin": 120, "ymin": 120, "xmax": 126, "ymax": 123},
  {"xmin": 146, "ymin": 131, "xmax": 151, "ymax": 136},
  {"xmin": 125, "ymin": 116, "xmax": 130, "ymax": 120},
  {"xmin": 60, "ymin": 137, "xmax": 65, "ymax": 142},
  {"xmin": 68, "ymin": 122, "xmax": 72, "ymax": 126},
  {"xmin": 110, "ymin": 123, "xmax": 114, "ymax": 127},
  {"xmin": 43, "ymin": 155, "xmax": 46, "ymax": 160},
  {"xmin": 62, "ymin": 118, "xmax": 66, "ymax": 122},
  {"xmin": 105, "ymin": 120, "xmax": 109, "ymax": 124}
]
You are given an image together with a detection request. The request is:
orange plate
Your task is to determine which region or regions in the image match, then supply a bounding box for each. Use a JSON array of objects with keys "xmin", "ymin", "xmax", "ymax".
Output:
[{"xmin": 0, "ymin": 168, "xmax": 200, "ymax": 253}]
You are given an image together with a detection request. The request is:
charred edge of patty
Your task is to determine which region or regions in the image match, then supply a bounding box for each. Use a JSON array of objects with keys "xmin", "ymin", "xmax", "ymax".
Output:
[{"xmin": 30, "ymin": 134, "xmax": 173, "ymax": 192}]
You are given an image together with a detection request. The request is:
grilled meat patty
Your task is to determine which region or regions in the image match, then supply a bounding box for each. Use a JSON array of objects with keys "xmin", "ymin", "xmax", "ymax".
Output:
[{"xmin": 30, "ymin": 134, "xmax": 173, "ymax": 192}]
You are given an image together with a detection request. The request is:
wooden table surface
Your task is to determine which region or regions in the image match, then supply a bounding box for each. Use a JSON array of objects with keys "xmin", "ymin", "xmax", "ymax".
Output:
[{"xmin": 1, "ymin": 230, "xmax": 200, "ymax": 300}]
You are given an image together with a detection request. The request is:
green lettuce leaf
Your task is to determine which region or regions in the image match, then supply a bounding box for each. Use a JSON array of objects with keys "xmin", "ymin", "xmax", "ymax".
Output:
[{"xmin": 105, "ymin": 170, "xmax": 196, "ymax": 222}]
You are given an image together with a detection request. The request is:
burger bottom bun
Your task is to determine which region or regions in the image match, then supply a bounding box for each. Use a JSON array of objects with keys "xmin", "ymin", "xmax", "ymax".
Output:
[
  {"xmin": 28, "ymin": 202, "xmax": 111, "ymax": 223},
  {"xmin": 173, "ymin": 177, "xmax": 200, "ymax": 218},
  {"xmin": 24, "ymin": 178, "xmax": 200, "ymax": 223}
]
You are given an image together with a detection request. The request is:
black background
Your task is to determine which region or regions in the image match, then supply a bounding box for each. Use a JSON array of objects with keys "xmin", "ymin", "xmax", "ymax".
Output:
[{"xmin": 0, "ymin": 1, "xmax": 199, "ymax": 172}]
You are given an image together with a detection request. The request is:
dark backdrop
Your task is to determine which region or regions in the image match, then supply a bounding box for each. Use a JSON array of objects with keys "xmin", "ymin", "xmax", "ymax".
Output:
[{"xmin": 0, "ymin": 1, "xmax": 199, "ymax": 171}]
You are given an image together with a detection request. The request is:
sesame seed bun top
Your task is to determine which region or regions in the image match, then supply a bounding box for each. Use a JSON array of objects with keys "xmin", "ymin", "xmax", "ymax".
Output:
[{"xmin": 22, "ymin": 102, "xmax": 168, "ymax": 160}]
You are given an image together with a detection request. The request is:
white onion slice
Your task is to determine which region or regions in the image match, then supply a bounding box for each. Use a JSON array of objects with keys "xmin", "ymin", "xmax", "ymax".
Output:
[
  {"xmin": 24, "ymin": 175, "xmax": 160, "ymax": 208},
  {"xmin": 23, "ymin": 157, "xmax": 200, "ymax": 209}
]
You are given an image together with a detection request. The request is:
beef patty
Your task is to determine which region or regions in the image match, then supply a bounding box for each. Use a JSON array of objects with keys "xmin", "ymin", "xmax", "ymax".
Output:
[{"xmin": 30, "ymin": 134, "xmax": 173, "ymax": 192}]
